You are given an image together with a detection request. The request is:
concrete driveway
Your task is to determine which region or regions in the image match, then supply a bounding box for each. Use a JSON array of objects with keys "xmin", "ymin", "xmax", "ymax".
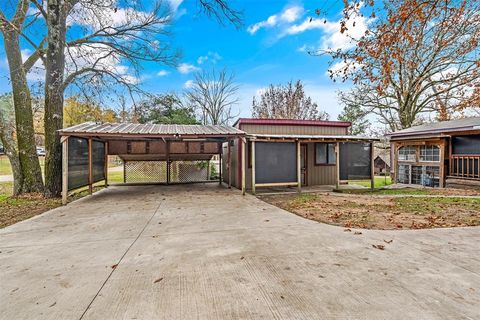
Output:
[{"xmin": 1, "ymin": 184, "xmax": 479, "ymax": 319}]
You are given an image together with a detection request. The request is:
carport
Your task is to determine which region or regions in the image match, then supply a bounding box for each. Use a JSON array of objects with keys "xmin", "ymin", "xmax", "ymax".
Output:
[{"xmin": 59, "ymin": 122, "xmax": 246, "ymax": 204}]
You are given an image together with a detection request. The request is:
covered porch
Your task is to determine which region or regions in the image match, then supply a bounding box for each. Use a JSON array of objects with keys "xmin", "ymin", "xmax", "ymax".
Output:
[
  {"xmin": 59, "ymin": 122, "xmax": 246, "ymax": 204},
  {"xmin": 243, "ymin": 134, "xmax": 379, "ymax": 194}
]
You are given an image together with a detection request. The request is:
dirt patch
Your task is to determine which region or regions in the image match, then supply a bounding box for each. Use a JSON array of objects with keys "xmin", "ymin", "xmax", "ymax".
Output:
[
  {"xmin": 337, "ymin": 187, "xmax": 480, "ymax": 196},
  {"xmin": 0, "ymin": 194, "xmax": 61, "ymax": 228},
  {"xmin": 260, "ymin": 193, "xmax": 480, "ymax": 230}
]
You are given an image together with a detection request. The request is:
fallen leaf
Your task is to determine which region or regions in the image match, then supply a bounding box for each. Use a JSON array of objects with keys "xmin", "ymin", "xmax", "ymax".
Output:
[
  {"xmin": 344, "ymin": 228, "xmax": 352, "ymax": 232},
  {"xmin": 372, "ymin": 244, "xmax": 385, "ymax": 250},
  {"xmin": 240, "ymin": 256, "xmax": 245, "ymax": 260},
  {"xmin": 111, "ymin": 264, "xmax": 118, "ymax": 269},
  {"xmin": 154, "ymin": 277, "xmax": 164, "ymax": 283},
  {"xmin": 49, "ymin": 302, "xmax": 56, "ymax": 307},
  {"xmin": 354, "ymin": 231, "xmax": 362, "ymax": 235},
  {"xmin": 384, "ymin": 239, "xmax": 393, "ymax": 244}
]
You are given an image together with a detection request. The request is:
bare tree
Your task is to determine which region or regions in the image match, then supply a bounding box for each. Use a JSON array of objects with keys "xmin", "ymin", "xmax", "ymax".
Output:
[
  {"xmin": 0, "ymin": 1, "xmax": 45, "ymax": 193},
  {"xmin": 185, "ymin": 68, "xmax": 239, "ymax": 125},
  {"xmin": 319, "ymin": 0, "xmax": 480, "ymax": 131},
  {"xmin": 252, "ymin": 80, "xmax": 329, "ymax": 120}
]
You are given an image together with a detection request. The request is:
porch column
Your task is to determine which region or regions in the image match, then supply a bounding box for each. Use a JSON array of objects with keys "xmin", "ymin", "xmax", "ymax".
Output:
[
  {"xmin": 104, "ymin": 141, "xmax": 108, "ymax": 188},
  {"xmin": 241, "ymin": 138, "xmax": 246, "ymax": 195},
  {"xmin": 61, "ymin": 136, "xmax": 69, "ymax": 205},
  {"xmin": 88, "ymin": 138, "xmax": 93, "ymax": 195},
  {"xmin": 296, "ymin": 140, "xmax": 301, "ymax": 192},
  {"xmin": 335, "ymin": 142, "xmax": 340, "ymax": 190},
  {"xmin": 227, "ymin": 140, "xmax": 232, "ymax": 188},
  {"xmin": 251, "ymin": 140, "xmax": 256, "ymax": 194},
  {"xmin": 219, "ymin": 150, "xmax": 222, "ymax": 185},
  {"xmin": 166, "ymin": 141, "xmax": 170, "ymax": 185},
  {"xmin": 370, "ymin": 142, "xmax": 375, "ymax": 190}
]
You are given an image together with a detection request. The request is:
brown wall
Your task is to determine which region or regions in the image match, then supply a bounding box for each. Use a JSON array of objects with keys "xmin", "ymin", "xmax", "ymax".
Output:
[
  {"xmin": 240, "ymin": 124, "xmax": 348, "ymax": 136},
  {"xmin": 227, "ymin": 139, "xmax": 338, "ymax": 189}
]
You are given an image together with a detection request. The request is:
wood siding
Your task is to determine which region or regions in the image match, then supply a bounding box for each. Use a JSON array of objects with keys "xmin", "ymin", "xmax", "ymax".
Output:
[
  {"xmin": 305, "ymin": 143, "xmax": 337, "ymax": 185},
  {"xmin": 240, "ymin": 124, "xmax": 348, "ymax": 135}
]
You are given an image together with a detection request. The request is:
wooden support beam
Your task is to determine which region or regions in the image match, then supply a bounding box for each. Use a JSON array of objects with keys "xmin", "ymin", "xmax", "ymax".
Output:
[
  {"xmin": 123, "ymin": 160, "xmax": 126, "ymax": 183},
  {"xmin": 88, "ymin": 138, "xmax": 93, "ymax": 195},
  {"xmin": 335, "ymin": 142, "xmax": 340, "ymax": 190},
  {"xmin": 370, "ymin": 142, "xmax": 375, "ymax": 190},
  {"xmin": 62, "ymin": 137, "xmax": 69, "ymax": 205},
  {"xmin": 296, "ymin": 140, "xmax": 301, "ymax": 192},
  {"xmin": 219, "ymin": 151, "xmax": 222, "ymax": 186},
  {"xmin": 251, "ymin": 140, "xmax": 256, "ymax": 194},
  {"xmin": 227, "ymin": 140, "xmax": 232, "ymax": 189},
  {"xmin": 241, "ymin": 138, "xmax": 246, "ymax": 195},
  {"xmin": 104, "ymin": 141, "xmax": 108, "ymax": 188},
  {"xmin": 166, "ymin": 141, "xmax": 170, "ymax": 184},
  {"xmin": 255, "ymin": 182, "xmax": 299, "ymax": 188}
]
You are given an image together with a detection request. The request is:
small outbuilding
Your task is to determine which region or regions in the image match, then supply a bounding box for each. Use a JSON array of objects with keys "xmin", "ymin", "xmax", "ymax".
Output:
[
  {"xmin": 59, "ymin": 119, "xmax": 379, "ymax": 202},
  {"xmin": 386, "ymin": 117, "xmax": 480, "ymax": 189}
]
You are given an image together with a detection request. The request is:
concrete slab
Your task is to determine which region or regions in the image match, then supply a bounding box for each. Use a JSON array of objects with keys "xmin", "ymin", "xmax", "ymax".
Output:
[{"xmin": 1, "ymin": 184, "xmax": 479, "ymax": 319}]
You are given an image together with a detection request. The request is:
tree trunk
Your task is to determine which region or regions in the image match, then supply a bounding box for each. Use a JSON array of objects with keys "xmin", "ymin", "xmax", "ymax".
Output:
[
  {"xmin": 0, "ymin": 127, "xmax": 23, "ymax": 196},
  {"xmin": 2, "ymin": 32, "xmax": 44, "ymax": 193},
  {"xmin": 44, "ymin": 0, "xmax": 67, "ymax": 197}
]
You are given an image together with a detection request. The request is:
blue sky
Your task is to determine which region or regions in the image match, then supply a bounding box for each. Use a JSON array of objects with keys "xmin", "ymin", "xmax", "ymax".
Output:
[{"xmin": 0, "ymin": 0, "xmax": 367, "ymax": 119}]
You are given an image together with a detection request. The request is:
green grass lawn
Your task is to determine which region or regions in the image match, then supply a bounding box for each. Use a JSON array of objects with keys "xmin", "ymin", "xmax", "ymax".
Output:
[
  {"xmin": 0, "ymin": 155, "xmax": 45, "ymax": 175},
  {"xmin": 348, "ymin": 176, "xmax": 393, "ymax": 188},
  {"xmin": 338, "ymin": 188, "xmax": 435, "ymax": 195}
]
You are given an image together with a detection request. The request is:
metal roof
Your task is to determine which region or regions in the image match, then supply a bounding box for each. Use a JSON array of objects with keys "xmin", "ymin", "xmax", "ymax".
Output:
[
  {"xmin": 59, "ymin": 122, "xmax": 245, "ymax": 137},
  {"xmin": 233, "ymin": 118, "xmax": 351, "ymax": 128},
  {"xmin": 249, "ymin": 133, "xmax": 379, "ymax": 141},
  {"xmin": 386, "ymin": 117, "xmax": 480, "ymax": 138}
]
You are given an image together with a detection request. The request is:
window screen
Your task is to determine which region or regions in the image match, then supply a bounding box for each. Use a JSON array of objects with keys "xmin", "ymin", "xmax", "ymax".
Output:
[
  {"xmin": 67, "ymin": 137, "xmax": 105, "ymax": 191},
  {"xmin": 255, "ymin": 142, "xmax": 297, "ymax": 184},
  {"xmin": 398, "ymin": 146, "xmax": 416, "ymax": 161},
  {"xmin": 68, "ymin": 137, "xmax": 89, "ymax": 190},
  {"xmin": 315, "ymin": 143, "xmax": 336, "ymax": 165},
  {"xmin": 452, "ymin": 135, "xmax": 480, "ymax": 155},
  {"xmin": 398, "ymin": 164, "xmax": 410, "ymax": 184},
  {"xmin": 419, "ymin": 145, "xmax": 440, "ymax": 162},
  {"xmin": 339, "ymin": 142, "xmax": 372, "ymax": 180}
]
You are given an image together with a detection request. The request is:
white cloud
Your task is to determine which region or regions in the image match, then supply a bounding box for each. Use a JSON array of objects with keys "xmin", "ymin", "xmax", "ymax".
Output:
[
  {"xmin": 168, "ymin": 0, "xmax": 183, "ymax": 12},
  {"xmin": 21, "ymin": 49, "xmax": 45, "ymax": 82},
  {"xmin": 280, "ymin": 6, "xmax": 303, "ymax": 23},
  {"xmin": 183, "ymin": 79, "xmax": 194, "ymax": 88},
  {"xmin": 286, "ymin": 14, "xmax": 371, "ymax": 51},
  {"xmin": 157, "ymin": 70, "xmax": 170, "ymax": 77},
  {"xmin": 247, "ymin": 5, "xmax": 303, "ymax": 35},
  {"xmin": 177, "ymin": 63, "xmax": 200, "ymax": 74},
  {"xmin": 197, "ymin": 51, "xmax": 222, "ymax": 65}
]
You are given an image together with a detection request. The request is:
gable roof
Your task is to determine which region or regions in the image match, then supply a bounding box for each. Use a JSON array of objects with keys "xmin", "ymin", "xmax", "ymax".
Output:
[
  {"xmin": 233, "ymin": 118, "xmax": 351, "ymax": 128},
  {"xmin": 387, "ymin": 117, "xmax": 480, "ymax": 138}
]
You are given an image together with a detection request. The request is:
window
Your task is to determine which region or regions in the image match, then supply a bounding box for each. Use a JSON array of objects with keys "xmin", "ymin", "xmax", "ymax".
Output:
[
  {"xmin": 398, "ymin": 164, "xmax": 410, "ymax": 184},
  {"xmin": 315, "ymin": 143, "xmax": 336, "ymax": 165},
  {"xmin": 419, "ymin": 145, "xmax": 440, "ymax": 162},
  {"xmin": 398, "ymin": 146, "xmax": 416, "ymax": 161}
]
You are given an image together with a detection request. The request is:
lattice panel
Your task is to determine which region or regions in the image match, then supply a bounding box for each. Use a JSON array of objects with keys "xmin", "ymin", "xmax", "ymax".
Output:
[
  {"xmin": 124, "ymin": 160, "xmax": 215, "ymax": 184},
  {"xmin": 170, "ymin": 161, "xmax": 210, "ymax": 183},
  {"xmin": 125, "ymin": 161, "xmax": 167, "ymax": 183}
]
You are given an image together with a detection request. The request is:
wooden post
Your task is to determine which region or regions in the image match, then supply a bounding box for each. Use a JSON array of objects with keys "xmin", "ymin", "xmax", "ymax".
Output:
[
  {"xmin": 207, "ymin": 160, "xmax": 210, "ymax": 180},
  {"xmin": 123, "ymin": 160, "xmax": 126, "ymax": 183},
  {"xmin": 166, "ymin": 141, "xmax": 170, "ymax": 184},
  {"xmin": 241, "ymin": 138, "xmax": 246, "ymax": 195},
  {"xmin": 88, "ymin": 138, "xmax": 93, "ymax": 194},
  {"xmin": 251, "ymin": 140, "xmax": 256, "ymax": 194},
  {"xmin": 219, "ymin": 151, "xmax": 222, "ymax": 185},
  {"xmin": 62, "ymin": 136, "xmax": 69, "ymax": 205},
  {"xmin": 335, "ymin": 142, "xmax": 340, "ymax": 190},
  {"xmin": 227, "ymin": 140, "xmax": 232, "ymax": 189},
  {"xmin": 296, "ymin": 140, "xmax": 301, "ymax": 192},
  {"xmin": 104, "ymin": 141, "xmax": 108, "ymax": 188},
  {"xmin": 370, "ymin": 142, "xmax": 375, "ymax": 190}
]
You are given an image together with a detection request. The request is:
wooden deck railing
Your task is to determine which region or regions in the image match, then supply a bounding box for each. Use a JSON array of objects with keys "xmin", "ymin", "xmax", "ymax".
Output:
[{"xmin": 449, "ymin": 155, "xmax": 480, "ymax": 179}]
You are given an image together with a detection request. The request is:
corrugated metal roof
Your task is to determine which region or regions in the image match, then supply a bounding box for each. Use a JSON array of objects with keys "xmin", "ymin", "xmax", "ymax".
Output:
[
  {"xmin": 249, "ymin": 133, "xmax": 379, "ymax": 141},
  {"xmin": 59, "ymin": 122, "xmax": 245, "ymax": 136},
  {"xmin": 387, "ymin": 117, "xmax": 480, "ymax": 138}
]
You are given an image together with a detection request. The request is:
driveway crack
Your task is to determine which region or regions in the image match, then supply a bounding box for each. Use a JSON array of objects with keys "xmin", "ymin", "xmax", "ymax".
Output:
[{"xmin": 78, "ymin": 200, "xmax": 163, "ymax": 320}]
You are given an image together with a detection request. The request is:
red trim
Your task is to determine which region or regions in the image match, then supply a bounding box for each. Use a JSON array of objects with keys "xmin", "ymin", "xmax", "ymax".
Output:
[{"xmin": 234, "ymin": 118, "xmax": 351, "ymax": 128}]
